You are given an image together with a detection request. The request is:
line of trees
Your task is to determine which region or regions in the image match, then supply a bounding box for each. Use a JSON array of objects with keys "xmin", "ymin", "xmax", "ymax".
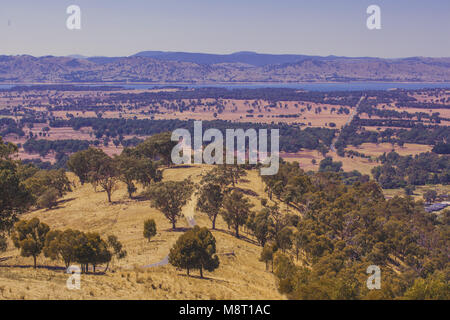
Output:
[
  {"xmin": 335, "ymin": 121, "xmax": 450, "ymax": 155},
  {"xmin": 67, "ymin": 132, "xmax": 173, "ymax": 202},
  {"xmin": 23, "ymin": 139, "xmax": 90, "ymax": 157},
  {"xmin": 11, "ymin": 217, "xmax": 125, "ymax": 272},
  {"xmin": 48, "ymin": 118, "xmax": 336, "ymax": 154}
]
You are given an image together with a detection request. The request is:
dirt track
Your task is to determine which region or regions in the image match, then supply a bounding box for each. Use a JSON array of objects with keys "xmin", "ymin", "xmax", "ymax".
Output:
[{"xmin": 142, "ymin": 196, "xmax": 197, "ymax": 268}]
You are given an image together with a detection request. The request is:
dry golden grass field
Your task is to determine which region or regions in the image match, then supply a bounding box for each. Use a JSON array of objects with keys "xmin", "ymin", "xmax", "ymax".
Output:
[
  {"xmin": 283, "ymin": 149, "xmax": 377, "ymax": 176},
  {"xmin": 280, "ymin": 150, "xmax": 323, "ymax": 172},
  {"xmin": 310, "ymin": 144, "xmax": 432, "ymax": 177},
  {"xmin": 281, "ymin": 143, "xmax": 433, "ymax": 178},
  {"xmin": 43, "ymin": 98, "xmax": 350, "ymax": 128},
  {"xmin": 383, "ymin": 184, "xmax": 450, "ymax": 202},
  {"xmin": 0, "ymin": 90, "xmax": 350, "ymax": 128},
  {"xmin": 346, "ymin": 143, "xmax": 433, "ymax": 157},
  {"xmin": 0, "ymin": 166, "xmax": 285, "ymax": 300},
  {"xmin": 148, "ymin": 99, "xmax": 351, "ymax": 128}
]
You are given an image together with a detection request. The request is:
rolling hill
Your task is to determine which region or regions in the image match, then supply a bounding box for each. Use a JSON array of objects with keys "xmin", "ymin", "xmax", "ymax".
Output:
[{"xmin": 0, "ymin": 166, "xmax": 284, "ymax": 300}]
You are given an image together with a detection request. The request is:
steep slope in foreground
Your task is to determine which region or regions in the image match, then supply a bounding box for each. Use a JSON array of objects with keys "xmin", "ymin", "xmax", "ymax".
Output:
[{"xmin": 0, "ymin": 166, "xmax": 284, "ymax": 300}]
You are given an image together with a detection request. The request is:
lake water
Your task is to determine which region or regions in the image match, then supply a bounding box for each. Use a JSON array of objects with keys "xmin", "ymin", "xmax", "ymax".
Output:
[{"xmin": 1, "ymin": 82, "xmax": 450, "ymax": 92}]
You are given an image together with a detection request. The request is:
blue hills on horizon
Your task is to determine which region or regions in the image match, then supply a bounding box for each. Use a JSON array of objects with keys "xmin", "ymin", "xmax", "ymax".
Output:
[
  {"xmin": 131, "ymin": 51, "xmax": 320, "ymax": 66},
  {"xmin": 2, "ymin": 51, "xmax": 448, "ymax": 83},
  {"xmin": 65, "ymin": 51, "xmax": 389, "ymax": 66}
]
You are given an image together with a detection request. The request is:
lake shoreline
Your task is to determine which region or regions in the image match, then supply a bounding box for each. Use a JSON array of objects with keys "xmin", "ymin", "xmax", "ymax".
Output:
[{"xmin": 1, "ymin": 81, "xmax": 450, "ymax": 92}]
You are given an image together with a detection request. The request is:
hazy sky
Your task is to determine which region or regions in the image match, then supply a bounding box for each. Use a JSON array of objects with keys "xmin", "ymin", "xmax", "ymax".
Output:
[{"xmin": 1, "ymin": 0, "xmax": 449, "ymax": 58}]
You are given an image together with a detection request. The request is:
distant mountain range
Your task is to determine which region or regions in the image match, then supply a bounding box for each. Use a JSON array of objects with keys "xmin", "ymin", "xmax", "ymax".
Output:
[
  {"xmin": 132, "ymin": 51, "xmax": 329, "ymax": 67},
  {"xmin": 0, "ymin": 51, "xmax": 449, "ymax": 83}
]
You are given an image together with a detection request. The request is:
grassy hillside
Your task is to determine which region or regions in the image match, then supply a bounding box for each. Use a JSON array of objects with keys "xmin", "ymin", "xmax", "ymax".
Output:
[{"xmin": 0, "ymin": 165, "xmax": 284, "ymax": 300}]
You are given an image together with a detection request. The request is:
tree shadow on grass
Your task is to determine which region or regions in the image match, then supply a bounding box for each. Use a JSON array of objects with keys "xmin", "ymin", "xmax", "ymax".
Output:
[
  {"xmin": 42, "ymin": 197, "xmax": 77, "ymax": 212},
  {"xmin": 171, "ymin": 165, "xmax": 194, "ymax": 169},
  {"xmin": 148, "ymin": 239, "xmax": 166, "ymax": 244},
  {"xmin": 230, "ymin": 187, "xmax": 259, "ymax": 197},
  {"xmin": 43, "ymin": 205, "xmax": 64, "ymax": 211},
  {"xmin": 162, "ymin": 227, "xmax": 192, "ymax": 233},
  {"xmin": 133, "ymin": 194, "xmax": 149, "ymax": 202},
  {"xmin": 0, "ymin": 263, "xmax": 110, "ymax": 275},
  {"xmin": 110, "ymin": 198, "xmax": 135, "ymax": 205},
  {"xmin": 0, "ymin": 256, "xmax": 13, "ymax": 263},
  {"xmin": 43, "ymin": 199, "xmax": 70, "ymax": 211},
  {"xmin": 178, "ymin": 273, "xmax": 229, "ymax": 283},
  {"xmin": 212, "ymin": 228, "xmax": 258, "ymax": 245},
  {"xmin": 57, "ymin": 197, "xmax": 76, "ymax": 205},
  {"xmin": 0, "ymin": 264, "xmax": 66, "ymax": 271}
]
